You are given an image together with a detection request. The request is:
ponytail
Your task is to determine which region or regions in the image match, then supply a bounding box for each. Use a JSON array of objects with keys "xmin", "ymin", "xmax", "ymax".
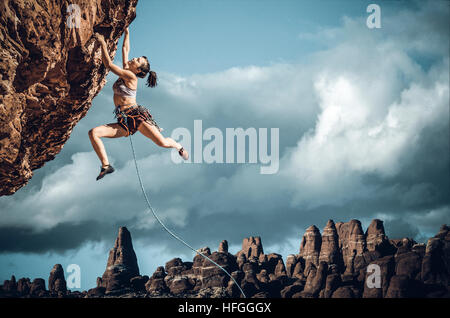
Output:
[
  {"xmin": 137, "ymin": 56, "xmax": 157, "ymax": 87},
  {"xmin": 146, "ymin": 70, "xmax": 157, "ymax": 87}
]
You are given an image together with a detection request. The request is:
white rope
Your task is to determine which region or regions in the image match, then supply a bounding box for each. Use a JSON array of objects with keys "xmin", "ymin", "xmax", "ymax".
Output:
[{"xmin": 121, "ymin": 111, "xmax": 246, "ymax": 298}]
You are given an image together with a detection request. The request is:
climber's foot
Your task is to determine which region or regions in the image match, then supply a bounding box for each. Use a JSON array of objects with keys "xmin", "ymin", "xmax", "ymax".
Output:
[
  {"xmin": 96, "ymin": 164, "xmax": 115, "ymax": 181},
  {"xmin": 178, "ymin": 147, "xmax": 189, "ymax": 160}
]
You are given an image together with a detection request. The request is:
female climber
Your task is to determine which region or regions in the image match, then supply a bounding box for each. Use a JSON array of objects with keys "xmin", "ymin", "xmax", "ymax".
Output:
[{"xmin": 89, "ymin": 28, "xmax": 189, "ymax": 181}]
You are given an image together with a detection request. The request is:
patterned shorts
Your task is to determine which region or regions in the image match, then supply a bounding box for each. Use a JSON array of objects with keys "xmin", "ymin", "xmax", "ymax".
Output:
[{"xmin": 113, "ymin": 105, "xmax": 163, "ymax": 136}]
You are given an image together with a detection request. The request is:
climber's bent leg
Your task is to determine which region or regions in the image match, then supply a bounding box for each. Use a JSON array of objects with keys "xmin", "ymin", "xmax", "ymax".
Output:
[
  {"xmin": 88, "ymin": 123, "xmax": 128, "ymax": 167},
  {"xmin": 137, "ymin": 121, "xmax": 189, "ymax": 159}
]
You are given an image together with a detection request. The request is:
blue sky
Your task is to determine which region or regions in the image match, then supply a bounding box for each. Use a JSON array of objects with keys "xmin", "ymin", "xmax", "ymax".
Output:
[
  {"xmin": 128, "ymin": 0, "xmax": 416, "ymax": 75},
  {"xmin": 0, "ymin": 0, "xmax": 448, "ymax": 292}
]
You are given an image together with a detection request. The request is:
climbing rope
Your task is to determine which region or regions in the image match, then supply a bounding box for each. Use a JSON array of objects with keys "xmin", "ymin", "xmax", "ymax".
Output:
[{"xmin": 119, "ymin": 110, "xmax": 246, "ymax": 298}]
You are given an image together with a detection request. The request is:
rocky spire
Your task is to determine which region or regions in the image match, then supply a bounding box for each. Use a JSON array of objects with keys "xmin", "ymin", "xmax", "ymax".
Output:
[
  {"xmin": 299, "ymin": 225, "xmax": 322, "ymax": 273},
  {"xmin": 319, "ymin": 220, "xmax": 341, "ymax": 266},
  {"xmin": 237, "ymin": 236, "xmax": 264, "ymax": 260},
  {"xmin": 336, "ymin": 219, "xmax": 366, "ymax": 273},
  {"xmin": 219, "ymin": 240, "xmax": 229, "ymax": 253},
  {"xmin": 100, "ymin": 227, "xmax": 139, "ymax": 292},
  {"xmin": 365, "ymin": 219, "xmax": 388, "ymax": 252}
]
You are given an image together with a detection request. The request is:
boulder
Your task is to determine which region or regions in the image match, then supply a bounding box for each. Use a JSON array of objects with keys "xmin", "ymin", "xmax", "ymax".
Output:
[
  {"xmin": 331, "ymin": 286, "xmax": 356, "ymax": 298},
  {"xmin": 167, "ymin": 276, "xmax": 193, "ymax": 295},
  {"xmin": 193, "ymin": 248, "xmax": 211, "ymax": 276},
  {"xmin": 165, "ymin": 257, "xmax": 188, "ymax": 276},
  {"xmin": 86, "ymin": 286, "xmax": 106, "ymax": 298},
  {"xmin": 145, "ymin": 267, "xmax": 168, "ymax": 293},
  {"xmin": 130, "ymin": 275, "xmax": 149, "ymax": 292},
  {"xmin": 280, "ymin": 281, "xmax": 304, "ymax": 298},
  {"xmin": 30, "ymin": 278, "xmax": 46, "ymax": 296},
  {"xmin": 48, "ymin": 264, "xmax": 67, "ymax": 293},
  {"xmin": 198, "ymin": 252, "xmax": 238, "ymax": 289},
  {"xmin": 17, "ymin": 278, "xmax": 31, "ymax": 295},
  {"xmin": 164, "ymin": 258, "xmax": 194, "ymax": 294}
]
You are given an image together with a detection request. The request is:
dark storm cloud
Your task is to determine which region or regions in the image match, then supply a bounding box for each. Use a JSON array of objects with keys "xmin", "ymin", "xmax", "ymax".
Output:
[
  {"xmin": 362, "ymin": 116, "xmax": 450, "ymax": 210},
  {"xmin": 0, "ymin": 221, "xmax": 115, "ymax": 253}
]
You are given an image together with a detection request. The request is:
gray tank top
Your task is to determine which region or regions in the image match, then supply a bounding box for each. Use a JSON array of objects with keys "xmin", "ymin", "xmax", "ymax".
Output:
[{"xmin": 113, "ymin": 77, "xmax": 137, "ymax": 98}]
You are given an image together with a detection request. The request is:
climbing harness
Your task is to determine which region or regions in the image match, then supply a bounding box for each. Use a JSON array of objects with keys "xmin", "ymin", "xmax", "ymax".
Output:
[
  {"xmin": 114, "ymin": 105, "xmax": 162, "ymax": 136},
  {"xmin": 119, "ymin": 110, "xmax": 247, "ymax": 298}
]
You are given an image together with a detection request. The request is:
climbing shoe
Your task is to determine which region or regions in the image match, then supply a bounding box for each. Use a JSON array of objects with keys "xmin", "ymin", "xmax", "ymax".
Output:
[
  {"xmin": 178, "ymin": 147, "xmax": 189, "ymax": 160},
  {"xmin": 96, "ymin": 164, "xmax": 115, "ymax": 181}
]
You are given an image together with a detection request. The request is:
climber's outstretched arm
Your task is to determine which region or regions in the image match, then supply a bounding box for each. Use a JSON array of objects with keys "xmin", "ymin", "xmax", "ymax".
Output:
[
  {"xmin": 95, "ymin": 33, "xmax": 134, "ymax": 80},
  {"xmin": 122, "ymin": 27, "xmax": 130, "ymax": 69}
]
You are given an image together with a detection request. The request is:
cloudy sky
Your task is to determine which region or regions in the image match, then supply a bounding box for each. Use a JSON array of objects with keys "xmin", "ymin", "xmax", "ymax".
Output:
[{"xmin": 0, "ymin": 0, "xmax": 449, "ymax": 291}]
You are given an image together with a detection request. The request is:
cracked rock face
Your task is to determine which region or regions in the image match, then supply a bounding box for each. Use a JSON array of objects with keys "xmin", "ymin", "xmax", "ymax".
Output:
[{"xmin": 0, "ymin": 0, "xmax": 138, "ymax": 196}]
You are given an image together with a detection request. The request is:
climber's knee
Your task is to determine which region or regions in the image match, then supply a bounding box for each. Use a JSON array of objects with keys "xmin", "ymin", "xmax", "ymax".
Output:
[{"xmin": 88, "ymin": 127, "xmax": 99, "ymax": 139}]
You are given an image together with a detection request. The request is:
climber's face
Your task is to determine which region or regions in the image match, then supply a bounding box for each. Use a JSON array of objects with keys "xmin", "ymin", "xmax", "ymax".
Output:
[{"xmin": 128, "ymin": 57, "xmax": 145, "ymax": 72}]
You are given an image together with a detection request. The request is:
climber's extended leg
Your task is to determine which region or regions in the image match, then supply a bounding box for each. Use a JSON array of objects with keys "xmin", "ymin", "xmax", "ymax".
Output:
[
  {"xmin": 88, "ymin": 123, "xmax": 128, "ymax": 180},
  {"xmin": 137, "ymin": 121, "xmax": 189, "ymax": 160}
]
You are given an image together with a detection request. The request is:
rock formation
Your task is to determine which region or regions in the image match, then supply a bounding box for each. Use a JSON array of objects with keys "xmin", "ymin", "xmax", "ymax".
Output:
[
  {"xmin": 336, "ymin": 219, "xmax": 366, "ymax": 276},
  {"xmin": 318, "ymin": 220, "xmax": 342, "ymax": 269},
  {"xmin": 97, "ymin": 226, "xmax": 140, "ymax": 293},
  {"xmin": 237, "ymin": 236, "xmax": 264, "ymax": 260},
  {"xmin": 365, "ymin": 219, "xmax": 389, "ymax": 252},
  {"xmin": 1, "ymin": 219, "xmax": 449, "ymax": 298},
  {"xmin": 0, "ymin": 0, "xmax": 138, "ymax": 196},
  {"xmin": 299, "ymin": 225, "xmax": 322, "ymax": 273},
  {"xmin": 48, "ymin": 264, "xmax": 67, "ymax": 293}
]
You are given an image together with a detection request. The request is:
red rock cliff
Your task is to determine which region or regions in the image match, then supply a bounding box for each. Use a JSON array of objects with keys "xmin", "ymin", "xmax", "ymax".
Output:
[{"xmin": 0, "ymin": 0, "xmax": 138, "ymax": 196}]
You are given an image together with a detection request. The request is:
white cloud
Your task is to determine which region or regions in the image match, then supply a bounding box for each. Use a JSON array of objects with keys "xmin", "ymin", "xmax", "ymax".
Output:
[
  {"xmin": 157, "ymin": 63, "xmax": 319, "ymax": 129},
  {"xmin": 0, "ymin": 150, "xmax": 199, "ymax": 231}
]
